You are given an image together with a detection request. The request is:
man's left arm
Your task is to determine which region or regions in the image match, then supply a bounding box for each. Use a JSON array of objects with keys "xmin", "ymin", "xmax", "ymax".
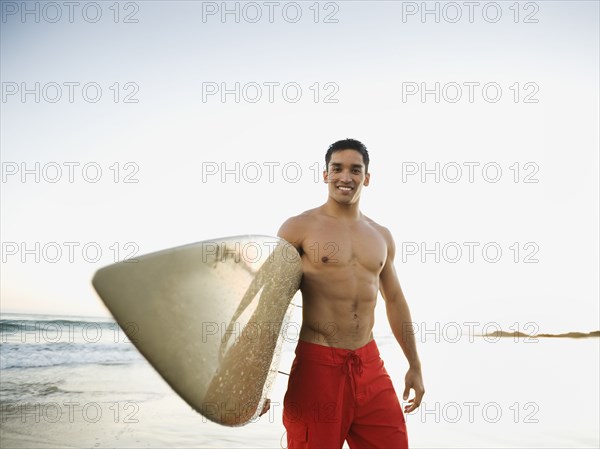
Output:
[{"xmin": 379, "ymin": 227, "xmax": 425, "ymax": 414}]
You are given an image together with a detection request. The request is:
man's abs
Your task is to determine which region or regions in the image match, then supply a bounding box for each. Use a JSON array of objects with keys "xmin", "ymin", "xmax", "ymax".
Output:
[{"xmin": 297, "ymin": 266, "xmax": 379, "ymax": 350}]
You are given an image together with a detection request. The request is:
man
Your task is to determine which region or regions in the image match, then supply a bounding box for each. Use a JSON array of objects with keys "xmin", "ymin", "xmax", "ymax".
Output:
[{"xmin": 276, "ymin": 138, "xmax": 424, "ymax": 448}]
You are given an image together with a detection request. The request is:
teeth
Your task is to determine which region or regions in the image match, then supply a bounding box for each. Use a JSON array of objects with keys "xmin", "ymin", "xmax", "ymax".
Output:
[{"xmin": 338, "ymin": 186, "xmax": 352, "ymax": 191}]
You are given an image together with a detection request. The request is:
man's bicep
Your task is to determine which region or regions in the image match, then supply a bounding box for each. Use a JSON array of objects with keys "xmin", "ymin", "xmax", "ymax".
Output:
[
  {"xmin": 379, "ymin": 257, "xmax": 401, "ymax": 302},
  {"xmin": 277, "ymin": 217, "xmax": 303, "ymax": 252},
  {"xmin": 379, "ymin": 228, "xmax": 403, "ymax": 302}
]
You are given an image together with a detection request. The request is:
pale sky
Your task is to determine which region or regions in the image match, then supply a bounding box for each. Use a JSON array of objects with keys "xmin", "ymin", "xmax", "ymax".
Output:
[{"xmin": 1, "ymin": 1, "xmax": 598, "ymax": 334}]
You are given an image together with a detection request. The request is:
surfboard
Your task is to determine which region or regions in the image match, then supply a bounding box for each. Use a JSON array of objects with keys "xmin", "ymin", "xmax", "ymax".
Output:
[{"xmin": 91, "ymin": 235, "xmax": 302, "ymax": 426}]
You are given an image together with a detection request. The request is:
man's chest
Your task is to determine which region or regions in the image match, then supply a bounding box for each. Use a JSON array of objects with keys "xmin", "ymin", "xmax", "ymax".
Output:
[{"xmin": 300, "ymin": 222, "xmax": 387, "ymax": 273}]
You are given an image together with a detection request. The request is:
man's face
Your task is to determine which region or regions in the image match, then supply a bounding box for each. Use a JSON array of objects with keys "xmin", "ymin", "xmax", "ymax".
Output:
[{"xmin": 323, "ymin": 149, "xmax": 370, "ymax": 204}]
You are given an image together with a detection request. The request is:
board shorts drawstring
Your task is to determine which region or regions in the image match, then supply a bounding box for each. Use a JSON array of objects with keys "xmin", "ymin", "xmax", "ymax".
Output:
[{"xmin": 342, "ymin": 351, "xmax": 364, "ymax": 395}]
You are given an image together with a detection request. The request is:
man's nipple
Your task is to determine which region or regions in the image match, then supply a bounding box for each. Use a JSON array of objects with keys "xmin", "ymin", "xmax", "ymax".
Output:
[{"xmin": 321, "ymin": 256, "xmax": 329, "ymax": 263}]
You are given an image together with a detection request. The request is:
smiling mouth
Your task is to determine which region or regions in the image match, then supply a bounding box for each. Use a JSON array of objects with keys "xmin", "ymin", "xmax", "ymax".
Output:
[{"xmin": 337, "ymin": 186, "xmax": 353, "ymax": 192}]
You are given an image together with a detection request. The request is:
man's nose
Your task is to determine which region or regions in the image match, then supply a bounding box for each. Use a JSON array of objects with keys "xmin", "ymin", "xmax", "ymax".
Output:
[{"xmin": 341, "ymin": 170, "xmax": 352, "ymax": 182}]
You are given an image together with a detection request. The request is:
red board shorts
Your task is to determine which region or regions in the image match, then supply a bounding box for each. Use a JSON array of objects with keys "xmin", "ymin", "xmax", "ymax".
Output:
[{"xmin": 282, "ymin": 339, "xmax": 408, "ymax": 449}]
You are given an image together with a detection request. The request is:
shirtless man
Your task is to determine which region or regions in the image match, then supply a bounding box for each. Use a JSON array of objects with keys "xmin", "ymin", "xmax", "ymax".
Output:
[{"xmin": 276, "ymin": 139, "xmax": 424, "ymax": 448}]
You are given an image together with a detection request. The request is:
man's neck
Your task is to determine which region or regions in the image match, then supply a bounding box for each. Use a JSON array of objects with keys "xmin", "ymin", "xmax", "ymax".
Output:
[{"xmin": 322, "ymin": 198, "xmax": 362, "ymax": 220}]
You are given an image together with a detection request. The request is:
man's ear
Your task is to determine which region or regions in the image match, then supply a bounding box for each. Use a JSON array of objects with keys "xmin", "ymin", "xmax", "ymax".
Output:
[
  {"xmin": 323, "ymin": 170, "xmax": 329, "ymax": 183},
  {"xmin": 363, "ymin": 172, "xmax": 370, "ymax": 186}
]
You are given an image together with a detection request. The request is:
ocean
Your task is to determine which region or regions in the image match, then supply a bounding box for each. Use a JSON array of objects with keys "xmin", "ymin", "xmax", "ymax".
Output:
[{"xmin": 1, "ymin": 313, "xmax": 598, "ymax": 448}]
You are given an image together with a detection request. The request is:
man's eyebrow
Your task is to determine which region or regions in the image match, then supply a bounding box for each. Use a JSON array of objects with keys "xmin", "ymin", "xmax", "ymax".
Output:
[{"xmin": 330, "ymin": 163, "xmax": 363, "ymax": 168}]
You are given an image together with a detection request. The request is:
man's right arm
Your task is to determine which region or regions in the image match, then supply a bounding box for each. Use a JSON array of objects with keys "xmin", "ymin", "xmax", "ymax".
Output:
[
  {"xmin": 277, "ymin": 216, "xmax": 304, "ymax": 254},
  {"xmin": 257, "ymin": 216, "xmax": 304, "ymax": 418}
]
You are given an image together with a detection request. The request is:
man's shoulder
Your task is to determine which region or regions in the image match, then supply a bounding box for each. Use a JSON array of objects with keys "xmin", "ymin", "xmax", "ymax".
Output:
[
  {"xmin": 362, "ymin": 214, "xmax": 389, "ymax": 232},
  {"xmin": 362, "ymin": 215, "xmax": 394, "ymax": 242},
  {"xmin": 277, "ymin": 208, "xmax": 320, "ymax": 248}
]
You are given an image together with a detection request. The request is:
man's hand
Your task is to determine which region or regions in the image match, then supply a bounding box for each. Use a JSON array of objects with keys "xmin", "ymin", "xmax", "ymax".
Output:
[
  {"xmin": 402, "ymin": 367, "xmax": 425, "ymax": 414},
  {"xmin": 259, "ymin": 398, "xmax": 271, "ymax": 417}
]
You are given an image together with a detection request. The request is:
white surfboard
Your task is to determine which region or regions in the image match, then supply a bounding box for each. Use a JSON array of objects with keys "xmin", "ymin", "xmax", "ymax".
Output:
[{"xmin": 91, "ymin": 235, "xmax": 302, "ymax": 426}]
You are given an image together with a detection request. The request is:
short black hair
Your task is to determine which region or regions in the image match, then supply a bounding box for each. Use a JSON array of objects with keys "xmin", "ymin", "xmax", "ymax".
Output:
[{"xmin": 325, "ymin": 138, "xmax": 369, "ymax": 173}]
